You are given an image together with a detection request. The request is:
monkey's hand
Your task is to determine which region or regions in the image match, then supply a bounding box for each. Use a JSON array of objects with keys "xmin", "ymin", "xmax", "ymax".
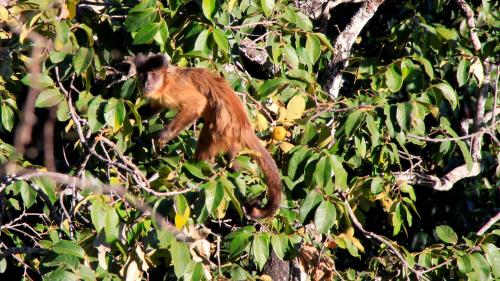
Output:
[{"xmin": 155, "ymin": 129, "xmax": 173, "ymax": 149}]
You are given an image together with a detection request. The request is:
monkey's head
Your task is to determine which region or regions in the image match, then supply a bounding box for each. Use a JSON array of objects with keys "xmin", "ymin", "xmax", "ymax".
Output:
[{"xmin": 133, "ymin": 53, "xmax": 169, "ymax": 97}]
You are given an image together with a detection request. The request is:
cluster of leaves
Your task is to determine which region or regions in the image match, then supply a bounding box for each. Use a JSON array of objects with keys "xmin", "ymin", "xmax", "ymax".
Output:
[{"xmin": 0, "ymin": 0, "xmax": 499, "ymax": 280}]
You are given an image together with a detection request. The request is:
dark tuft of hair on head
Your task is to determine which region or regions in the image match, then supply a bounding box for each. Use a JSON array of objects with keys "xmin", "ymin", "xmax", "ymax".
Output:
[{"xmin": 134, "ymin": 53, "xmax": 168, "ymax": 73}]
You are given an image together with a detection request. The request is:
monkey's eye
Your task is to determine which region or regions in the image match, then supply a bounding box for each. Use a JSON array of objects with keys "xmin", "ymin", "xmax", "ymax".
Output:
[{"xmin": 151, "ymin": 73, "xmax": 158, "ymax": 79}]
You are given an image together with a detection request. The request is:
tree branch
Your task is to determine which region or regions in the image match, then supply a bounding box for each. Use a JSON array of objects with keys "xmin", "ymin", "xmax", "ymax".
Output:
[
  {"xmin": 454, "ymin": 0, "xmax": 481, "ymax": 52},
  {"xmin": 3, "ymin": 166, "xmax": 195, "ymax": 242},
  {"xmin": 343, "ymin": 198, "xmax": 429, "ymax": 280},
  {"xmin": 476, "ymin": 211, "xmax": 500, "ymax": 236},
  {"xmin": 320, "ymin": 0, "xmax": 385, "ymax": 98},
  {"xmin": 0, "ymin": 247, "xmax": 48, "ymax": 259}
]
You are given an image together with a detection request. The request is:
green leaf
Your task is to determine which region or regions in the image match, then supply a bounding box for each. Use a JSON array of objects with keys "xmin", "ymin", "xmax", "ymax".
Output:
[
  {"xmin": 435, "ymin": 225, "xmax": 458, "ymax": 244},
  {"xmin": 220, "ymin": 176, "xmax": 243, "ymax": 218},
  {"xmin": 260, "ymin": 0, "xmax": 275, "ymax": 17},
  {"xmin": 154, "ymin": 19, "xmax": 169, "ymax": 47},
  {"xmin": 35, "ymin": 88, "xmax": 64, "ymax": 108},
  {"xmin": 344, "ymin": 110, "xmax": 363, "ymax": 137},
  {"xmin": 413, "ymin": 55, "xmax": 434, "ymax": 80},
  {"xmin": 444, "ymin": 126, "xmax": 474, "ymax": 171},
  {"xmin": 133, "ymin": 22, "xmax": 160, "ymax": 45},
  {"xmin": 88, "ymin": 97, "xmax": 105, "ymax": 133},
  {"xmin": 1, "ymin": 104, "xmax": 14, "ymax": 132},
  {"xmin": 33, "ymin": 177, "xmax": 57, "ymax": 204},
  {"xmin": 90, "ymin": 198, "xmax": 106, "ymax": 233},
  {"xmin": 125, "ymin": 6, "xmax": 156, "ymax": 32},
  {"xmin": 202, "ymin": 0, "xmax": 216, "ymax": 20},
  {"xmin": 457, "ymin": 58, "xmax": 471, "ymax": 87},
  {"xmin": 21, "ymin": 73, "xmax": 54, "ymax": 89},
  {"xmin": 331, "ymin": 155, "xmax": 348, "ymax": 191},
  {"xmin": 183, "ymin": 161, "xmax": 208, "ymax": 179},
  {"xmin": 370, "ymin": 177, "xmax": 384, "ymax": 194},
  {"xmin": 283, "ymin": 45, "xmax": 299, "ymax": 69},
  {"xmin": 18, "ymin": 180, "xmax": 36, "ymax": 209},
  {"xmin": 252, "ymin": 234, "xmax": 270, "ymax": 271},
  {"xmin": 468, "ymin": 253, "xmax": 491, "ymax": 281},
  {"xmin": 385, "ymin": 63, "xmax": 403, "ymax": 92},
  {"xmin": 306, "ymin": 34, "xmax": 321, "ymax": 64},
  {"xmin": 229, "ymin": 230, "xmax": 253, "ymax": 258},
  {"xmin": 194, "ymin": 30, "xmax": 210, "ymax": 56},
  {"xmin": 313, "ymin": 155, "xmax": 333, "ymax": 190},
  {"xmin": 171, "ymin": 240, "xmax": 191, "ymax": 278},
  {"xmin": 458, "ymin": 255, "xmax": 473, "ymax": 274},
  {"xmin": 288, "ymin": 146, "xmax": 311, "ymax": 180},
  {"xmin": 104, "ymin": 205, "xmax": 119, "ymax": 243},
  {"xmin": 0, "ymin": 258, "xmax": 6, "ymax": 274},
  {"xmin": 104, "ymin": 98, "xmax": 126, "ymax": 131},
  {"xmin": 205, "ymin": 181, "xmax": 224, "ymax": 215},
  {"xmin": 73, "ymin": 47, "xmax": 94, "ymax": 75},
  {"xmin": 212, "ymin": 29, "xmax": 229, "ymax": 53},
  {"xmin": 271, "ymin": 234, "xmax": 288, "ymax": 260},
  {"xmin": 314, "ymin": 200, "xmax": 336, "ymax": 233},
  {"xmin": 434, "ymin": 83, "xmax": 458, "ymax": 109},
  {"xmin": 396, "ymin": 102, "xmax": 412, "ymax": 131},
  {"xmin": 299, "ymin": 190, "xmax": 322, "ymax": 223},
  {"xmin": 52, "ymin": 240, "xmax": 85, "ymax": 259},
  {"xmin": 435, "ymin": 26, "xmax": 458, "ymax": 41}
]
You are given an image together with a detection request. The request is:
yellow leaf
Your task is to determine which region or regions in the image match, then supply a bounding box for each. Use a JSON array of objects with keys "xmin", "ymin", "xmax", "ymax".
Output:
[
  {"xmin": 254, "ymin": 113, "xmax": 269, "ymax": 132},
  {"xmin": 277, "ymin": 106, "xmax": 288, "ymax": 122},
  {"xmin": 228, "ymin": 0, "xmax": 237, "ymax": 11},
  {"xmin": 318, "ymin": 135, "xmax": 333, "ymax": 148},
  {"xmin": 346, "ymin": 227, "xmax": 354, "ymax": 237},
  {"xmin": 68, "ymin": 0, "xmax": 79, "ymax": 19},
  {"xmin": 0, "ymin": 6, "xmax": 9, "ymax": 22},
  {"xmin": 469, "ymin": 58, "xmax": 484, "ymax": 86},
  {"xmin": 346, "ymin": 235, "xmax": 365, "ymax": 253},
  {"xmin": 279, "ymin": 141, "xmax": 295, "ymax": 153},
  {"xmin": 286, "ymin": 95, "xmax": 306, "ymax": 120},
  {"xmin": 174, "ymin": 206, "xmax": 190, "ymax": 229},
  {"xmin": 216, "ymin": 199, "xmax": 227, "ymax": 219}
]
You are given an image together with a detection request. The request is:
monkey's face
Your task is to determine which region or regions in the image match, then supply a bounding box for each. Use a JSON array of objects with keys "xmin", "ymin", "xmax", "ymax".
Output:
[{"xmin": 138, "ymin": 70, "xmax": 164, "ymax": 97}]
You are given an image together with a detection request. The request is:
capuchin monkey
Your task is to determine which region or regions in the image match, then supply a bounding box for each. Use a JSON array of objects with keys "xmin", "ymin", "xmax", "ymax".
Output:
[{"xmin": 133, "ymin": 53, "xmax": 281, "ymax": 219}]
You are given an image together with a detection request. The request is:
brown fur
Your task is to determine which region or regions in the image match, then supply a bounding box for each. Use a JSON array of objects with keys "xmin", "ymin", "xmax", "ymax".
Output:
[{"xmin": 135, "ymin": 55, "xmax": 281, "ymax": 219}]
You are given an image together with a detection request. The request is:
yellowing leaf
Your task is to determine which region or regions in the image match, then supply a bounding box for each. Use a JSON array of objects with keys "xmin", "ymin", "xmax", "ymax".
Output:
[
  {"xmin": 175, "ymin": 206, "xmax": 190, "ymax": 229},
  {"xmin": 286, "ymin": 95, "xmax": 306, "ymax": 120},
  {"xmin": 254, "ymin": 113, "xmax": 269, "ymax": 132},
  {"xmin": 278, "ymin": 141, "xmax": 294, "ymax": 152},
  {"xmin": 469, "ymin": 58, "xmax": 484, "ymax": 86}
]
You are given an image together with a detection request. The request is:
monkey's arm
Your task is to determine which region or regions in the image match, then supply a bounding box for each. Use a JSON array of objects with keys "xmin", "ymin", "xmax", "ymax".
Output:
[{"xmin": 156, "ymin": 93, "xmax": 207, "ymax": 148}]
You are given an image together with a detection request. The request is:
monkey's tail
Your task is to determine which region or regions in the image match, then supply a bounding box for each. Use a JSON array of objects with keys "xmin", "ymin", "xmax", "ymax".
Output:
[{"xmin": 244, "ymin": 135, "xmax": 282, "ymax": 219}]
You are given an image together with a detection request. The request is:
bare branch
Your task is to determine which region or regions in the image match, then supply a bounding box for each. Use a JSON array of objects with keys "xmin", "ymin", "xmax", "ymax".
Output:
[
  {"xmin": 0, "ymin": 246, "xmax": 48, "ymax": 259},
  {"xmin": 343, "ymin": 198, "xmax": 429, "ymax": 281},
  {"xmin": 394, "ymin": 162, "xmax": 481, "ymax": 191},
  {"xmin": 320, "ymin": 0, "xmax": 386, "ymax": 98},
  {"xmin": 407, "ymin": 120, "xmax": 499, "ymax": 142},
  {"xmin": 6, "ymin": 166, "xmax": 195, "ymax": 242},
  {"xmin": 454, "ymin": 0, "xmax": 481, "ymax": 52},
  {"xmin": 476, "ymin": 211, "xmax": 500, "ymax": 236}
]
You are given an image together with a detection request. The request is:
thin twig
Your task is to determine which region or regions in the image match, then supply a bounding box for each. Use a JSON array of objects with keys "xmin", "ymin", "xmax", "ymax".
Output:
[
  {"xmin": 343, "ymin": 197, "xmax": 429, "ymax": 281},
  {"xmin": 8, "ymin": 167, "xmax": 195, "ymax": 242},
  {"xmin": 407, "ymin": 121, "xmax": 499, "ymax": 142}
]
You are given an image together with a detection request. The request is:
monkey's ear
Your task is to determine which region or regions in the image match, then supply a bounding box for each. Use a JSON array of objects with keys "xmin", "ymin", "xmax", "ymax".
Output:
[{"xmin": 133, "ymin": 53, "xmax": 147, "ymax": 70}]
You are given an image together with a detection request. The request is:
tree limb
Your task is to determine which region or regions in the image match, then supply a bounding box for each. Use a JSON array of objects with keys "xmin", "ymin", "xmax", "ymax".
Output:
[
  {"xmin": 3, "ymin": 166, "xmax": 196, "ymax": 243},
  {"xmin": 320, "ymin": 0, "xmax": 385, "ymax": 98}
]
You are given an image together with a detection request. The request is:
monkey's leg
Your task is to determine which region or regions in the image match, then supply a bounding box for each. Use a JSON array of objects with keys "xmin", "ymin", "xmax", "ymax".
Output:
[
  {"xmin": 194, "ymin": 126, "xmax": 219, "ymax": 162},
  {"xmin": 157, "ymin": 108, "xmax": 201, "ymax": 148}
]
